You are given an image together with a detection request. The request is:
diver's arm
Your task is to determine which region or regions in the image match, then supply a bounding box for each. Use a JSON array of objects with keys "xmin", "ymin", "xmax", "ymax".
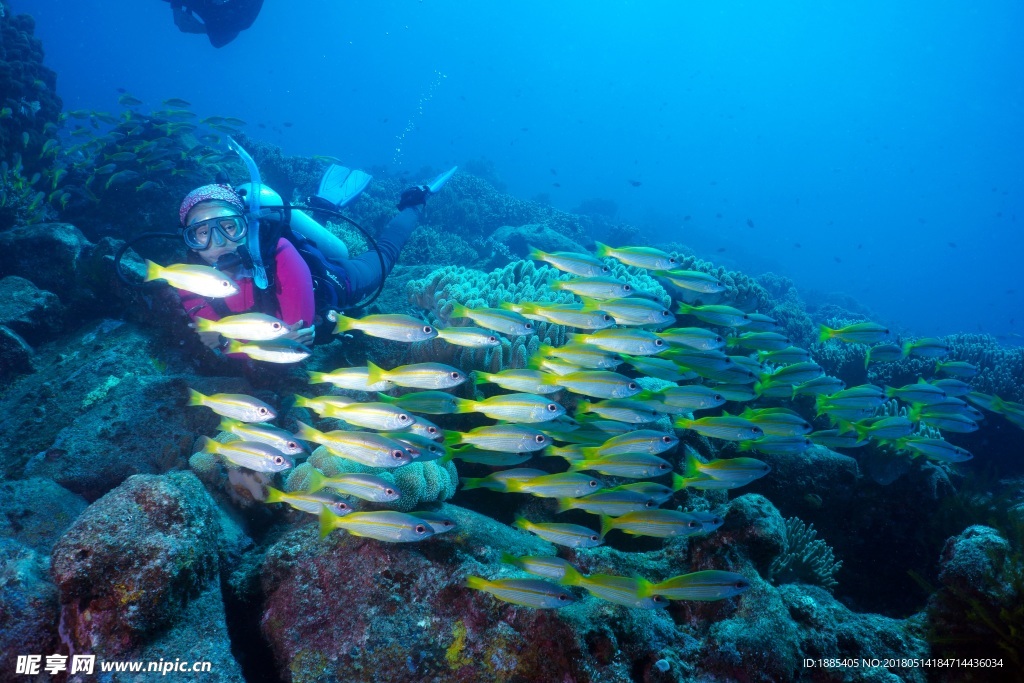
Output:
[
  {"xmin": 272, "ymin": 238, "xmax": 316, "ymax": 346},
  {"xmin": 340, "ymin": 207, "xmax": 421, "ymax": 303}
]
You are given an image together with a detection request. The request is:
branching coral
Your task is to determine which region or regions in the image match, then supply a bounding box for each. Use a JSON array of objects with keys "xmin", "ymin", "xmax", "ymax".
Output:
[{"xmin": 769, "ymin": 517, "xmax": 843, "ymax": 591}]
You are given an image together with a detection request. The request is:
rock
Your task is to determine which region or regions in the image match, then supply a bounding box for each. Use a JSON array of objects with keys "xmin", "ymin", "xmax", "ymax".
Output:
[
  {"xmin": 924, "ymin": 525, "xmax": 1022, "ymax": 679},
  {"xmin": 10, "ymin": 317, "xmax": 259, "ymax": 499},
  {"xmin": 50, "ymin": 472, "xmax": 235, "ymax": 658},
  {"xmin": 777, "ymin": 583, "xmax": 928, "ymax": 682},
  {"xmin": 0, "ymin": 223, "xmax": 94, "ymax": 300},
  {"xmin": 0, "ymin": 276, "xmax": 63, "ymax": 345},
  {"xmin": 0, "ymin": 538, "xmax": 59, "ymax": 667},
  {"xmin": 486, "ymin": 223, "xmax": 587, "ymax": 261},
  {"xmin": 697, "ymin": 494, "xmax": 787, "ymax": 577},
  {"xmin": 257, "ymin": 503, "xmax": 611, "ymax": 683},
  {"xmin": 0, "ymin": 324, "xmax": 33, "ymax": 379},
  {"xmin": 0, "ymin": 477, "xmax": 88, "ymax": 552},
  {"xmin": 24, "ymin": 372, "xmax": 212, "ymax": 500},
  {"xmin": 119, "ymin": 584, "xmax": 246, "ymax": 683}
]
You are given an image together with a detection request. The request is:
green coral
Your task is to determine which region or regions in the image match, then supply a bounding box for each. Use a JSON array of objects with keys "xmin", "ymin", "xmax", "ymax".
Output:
[
  {"xmin": 769, "ymin": 517, "xmax": 843, "ymax": 591},
  {"xmin": 285, "ymin": 446, "xmax": 458, "ymax": 513}
]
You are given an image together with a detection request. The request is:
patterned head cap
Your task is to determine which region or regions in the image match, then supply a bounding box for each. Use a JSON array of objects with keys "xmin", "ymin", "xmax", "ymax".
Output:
[{"xmin": 179, "ymin": 184, "xmax": 246, "ymax": 226}]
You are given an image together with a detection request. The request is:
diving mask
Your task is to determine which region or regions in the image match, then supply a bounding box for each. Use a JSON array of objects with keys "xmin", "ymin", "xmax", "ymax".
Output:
[{"xmin": 182, "ymin": 215, "xmax": 248, "ymax": 250}]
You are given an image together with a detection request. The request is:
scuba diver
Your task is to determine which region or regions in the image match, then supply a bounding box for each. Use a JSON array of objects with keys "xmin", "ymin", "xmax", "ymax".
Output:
[
  {"xmin": 174, "ymin": 150, "xmax": 457, "ymax": 356},
  {"xmin": 163, "ymin": 0, "xmax": 264, "ymax": 48}
]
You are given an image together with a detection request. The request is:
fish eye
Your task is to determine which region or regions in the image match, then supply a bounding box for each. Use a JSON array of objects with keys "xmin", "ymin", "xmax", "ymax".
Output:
[
  {"xmin": 644, "ymin": 499, "xmax": 655, "ymax": 507},
  {"xmin": 602, "ymin": 315, "xmax": 613, "ymax": 322},
  {"xmin": 287, "ymin": 441, "xmax": 298, "ymax": 449},
  {"xmin": 661, "ymin": 435, "xmax": 673, "ymax": 443},
  {"xmin": 753, "ymin": 427, "xmax": 763, "ymax": 434},
  {"xmin": 392, "ymin": 449, "xmax": 405, "ymax": 458},
  {"xmin": 450, "ymin": 371, "xmax": 461, "ymax": 379},
  {"xmin": 658, "ymin": 463, "xmax": 669, "ymax": 470},
  {"xmin": 628, "ymin": 382, "xmax": 638, "ymax": 390},
  {"xmin": 735, "ymin": 581, "xmax": 748, "ymax": 589},
  {"xmin": 272, "ymin": 322, "xmax": 282, "ymax": 329},
  {"xmin": 259, "ymin": 407, "xmax": 269, "ymax": 415},
  {"xmin": 588, "ymin": 480, "xmax": 599, "ymax": 487},
  {"xmin": 601, "ymin": 266, "xmax": 610, "ymax": 273},
  {"xmin": 653, "ymin": 595, "xmax": 666, "ymax": 603},
  {"xmin": 558, "ymin": 593, "xmax": 569, "ymax": 601},
  {"xmin": 274, "ymin": 456, "xmax": 284, "ymax": 465},
  {"xmin": 524, "ymin": 322, "xmax": 534, "ymax": 330},
  {"xmin": 546, "ymin": 403, "xmax": 558, "ymax": 412},
  {"xmin": 423, "ymin": 325, "xmax": 433, "ymax": 334},
  {"xmin": 534, "ymin": 434, "xmax": 547, "ymax": 443},
  {"xmin": 654, "ymin": 339, "xmax": 664, "ymax": 346},
  {"xmin": 399, "ymin": 414, "xmax": 410, "ymax": 422},
  {"xmin": 623, "ymin": 284, "xmax": 633, "ymax": 292},
  {"xmin": 386, "ymin": 488, "xmax": 395, "ymax": 495},
  {"xmin": 488, "ymin": 336, "xmax": 497, "ymax": 343},
  {"xmin": 427, "ymin": 426, "xmax": 438, "ymax": 435},
  {"xmin": 688, "ymin": 521, "xmax": 700, "ymax": 528},
  {"xmin": 415, "ymin": 524, "xmax": 427, "ymax": 533},
  {"xmin": 714, "ymin": 394, "xmax": 723, "ymax": 402},
  {"xmin": 590, "ymin": 535, "xmax": 599, "ymax": 541}
]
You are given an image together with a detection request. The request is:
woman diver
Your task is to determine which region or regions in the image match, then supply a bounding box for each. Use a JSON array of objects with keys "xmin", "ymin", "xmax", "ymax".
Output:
[{"xmin": 174, "ymin": 164, "xmax": 456, "ymax": 355}]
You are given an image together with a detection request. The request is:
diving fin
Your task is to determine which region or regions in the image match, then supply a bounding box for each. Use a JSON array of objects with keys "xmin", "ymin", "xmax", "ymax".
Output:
[
  {"xmin": 427, "ymin": 166, "xmax": 458, "ymax": 194},
  {"xmin": 317, "ymin": 164, "xmax": 373, "ymax": 209}
]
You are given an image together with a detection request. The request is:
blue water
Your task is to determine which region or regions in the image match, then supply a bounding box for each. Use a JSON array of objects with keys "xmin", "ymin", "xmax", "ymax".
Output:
[{"xmin": 13, "ymin": 0, "xmax": 1023, "ymax": 342}]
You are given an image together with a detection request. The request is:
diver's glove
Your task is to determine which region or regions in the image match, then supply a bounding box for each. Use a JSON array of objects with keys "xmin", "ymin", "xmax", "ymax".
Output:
[{"xmin": 397, "ymin": 185, "xmax": 430, "ymax": 211}]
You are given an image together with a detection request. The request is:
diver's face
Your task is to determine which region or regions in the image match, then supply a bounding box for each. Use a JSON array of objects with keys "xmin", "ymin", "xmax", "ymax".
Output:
[{"xmin": 186, "ymin": 201, "xmax": 246, "ymax": 266}]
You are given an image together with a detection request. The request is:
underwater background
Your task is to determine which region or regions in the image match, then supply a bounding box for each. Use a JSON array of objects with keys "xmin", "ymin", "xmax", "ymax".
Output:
[{"xmin": 2, "ymin": 1, "xmax": 1024, "ymax": 682}]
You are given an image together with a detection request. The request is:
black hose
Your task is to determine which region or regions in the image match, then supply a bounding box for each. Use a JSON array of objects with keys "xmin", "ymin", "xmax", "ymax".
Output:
[{"xmin": 290, "ymin": 201, "xmax": 386, "ymax": 309}]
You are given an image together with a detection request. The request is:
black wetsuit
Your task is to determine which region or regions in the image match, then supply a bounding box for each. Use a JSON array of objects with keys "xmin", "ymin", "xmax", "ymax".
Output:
[{"xmin": 167, "ymin": 0, "xmax": 264, "ymax": 47}]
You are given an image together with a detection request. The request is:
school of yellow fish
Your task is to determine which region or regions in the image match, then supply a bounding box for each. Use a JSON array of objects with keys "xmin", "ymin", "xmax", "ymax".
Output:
[{"xmin": 171, "ymin": 242, "xmax": 1023, "ymax": 610}]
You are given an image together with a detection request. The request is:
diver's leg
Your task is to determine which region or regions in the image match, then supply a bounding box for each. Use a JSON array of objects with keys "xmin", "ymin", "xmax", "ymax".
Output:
[
  {"xmin": 289, "ymin": 210, "xmax": 350, "ymax": 261},
  {"xmin": 338, "ymin": 207, "xmax": 421, "ymax": 303}
]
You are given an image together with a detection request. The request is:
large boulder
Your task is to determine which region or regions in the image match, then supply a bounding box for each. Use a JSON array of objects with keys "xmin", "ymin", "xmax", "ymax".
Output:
[
  {"xmin": 923, "ymin": 524, "xmax": 1022, "ymax": 682},
  {"xmin": 0, "ymin": 223, "xmax": 94, "ymax": 300},
  {"xmin": 50, "ymin": 472, "xmax": 245, "ymax": 663},
  {"xmin": 484, "ymin": 223, "xmax": 587, "ymax": 263},
  {"xmin": 0, "ymin": 538, "xmax": 60, "ymax": 675},
  {"xmin": 0, "ymin": 477, "xmax": 88, "ymax": 552},
  {"xmin": 0, "ymin": 276, "xmax": 63, "ymax": 345}
]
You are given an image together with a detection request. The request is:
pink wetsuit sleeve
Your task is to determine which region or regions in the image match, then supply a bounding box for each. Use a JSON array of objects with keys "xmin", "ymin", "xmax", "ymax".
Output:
[{"xmin": 273, "ymin": 238, "xmax": 315, "ymax": 326}]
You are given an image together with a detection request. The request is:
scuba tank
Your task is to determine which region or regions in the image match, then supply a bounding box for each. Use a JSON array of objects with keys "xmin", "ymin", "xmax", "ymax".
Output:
[{"xmin": 234, "ymin": 182, "xmax": 350, "ymax": 262}]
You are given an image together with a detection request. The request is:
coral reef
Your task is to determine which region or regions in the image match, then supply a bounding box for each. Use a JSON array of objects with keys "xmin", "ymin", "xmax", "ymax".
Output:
[{"xmin": 0, "ymin": 2, "xmax": 62, "ymax": 178}]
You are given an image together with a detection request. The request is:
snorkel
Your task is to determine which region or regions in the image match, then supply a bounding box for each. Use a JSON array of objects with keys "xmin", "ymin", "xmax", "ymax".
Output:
[{"xmin": 227, "ymin": 136, "xmax": 268, "ymax": 289}]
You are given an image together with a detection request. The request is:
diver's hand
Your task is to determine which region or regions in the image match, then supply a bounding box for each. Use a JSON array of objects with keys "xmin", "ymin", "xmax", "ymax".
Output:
[
  {"xmin": 282, "ymin": 320, "xmax": 315, "ymax": 347},
  {"xmin": 397, "ymin": 186, "xmax": 429, "ymax": 211}
]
